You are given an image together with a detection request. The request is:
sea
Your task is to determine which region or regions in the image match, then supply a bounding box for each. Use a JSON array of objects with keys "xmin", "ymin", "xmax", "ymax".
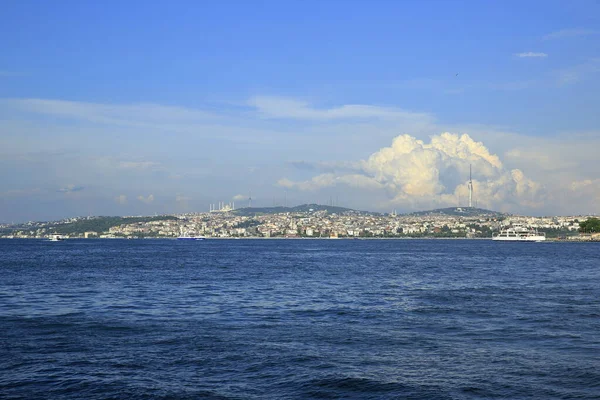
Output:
[{"xmin": 1, "ymin": 239, "xmax": 599, "ymax": 399}]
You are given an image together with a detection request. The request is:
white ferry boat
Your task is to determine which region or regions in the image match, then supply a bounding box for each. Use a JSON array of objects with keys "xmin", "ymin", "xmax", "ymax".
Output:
[
  {"xmin": 492, "ymin": 225, "xmax": 546, "ymax": 242},
  {"xmin": 49, "ymin": 234, "xmax": 67, "ymax": 241},
  {"xmin": 176, "ymin": 231, "xmax": 205, "ymax": 241}
]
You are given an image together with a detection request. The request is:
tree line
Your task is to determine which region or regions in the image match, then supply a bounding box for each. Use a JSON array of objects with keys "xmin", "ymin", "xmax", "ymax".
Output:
[{"xmin": 579, "ymin": 217, "xmax": 600, "ymax": 233}]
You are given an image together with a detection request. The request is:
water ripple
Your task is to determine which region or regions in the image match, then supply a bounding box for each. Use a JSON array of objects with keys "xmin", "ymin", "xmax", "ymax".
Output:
[{"xmin": 0, "ymin": 239, "xmax": 599, "ymax": 399}]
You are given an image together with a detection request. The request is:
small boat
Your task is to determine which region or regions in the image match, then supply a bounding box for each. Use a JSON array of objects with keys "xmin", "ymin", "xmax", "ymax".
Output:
[
  {"xmin": 492, "ymin": 224, "xmax": 545, "ymax": 242},
  {"xmin": 49, "ymin": 234, "xmax": 67, "ymax": 241},
  {"xmin": 177, "ymin": 232, "xmax": 205, "ymax": 241}
]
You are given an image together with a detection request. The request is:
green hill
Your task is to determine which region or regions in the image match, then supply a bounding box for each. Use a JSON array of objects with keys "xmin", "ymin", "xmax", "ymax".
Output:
[
  {"xmin": 231, "ymin": 204, "xmax": 504, "ymax": 218},
  {"xmin": 406, "ymin": 207, "xmax": 507, "ymax": 217},
  {"xmin": 232, "ymin": 203, "xmax": 377, "ymax": 216},
  {"xmin": 46, "ymin": 215, "xmax": 178, "ymax": 235}
]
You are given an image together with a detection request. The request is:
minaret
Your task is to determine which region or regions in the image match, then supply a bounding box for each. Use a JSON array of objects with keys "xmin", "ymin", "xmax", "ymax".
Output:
[{"xmin": 468, "ymin": 164, "xmax": 473, "ymax": 208}]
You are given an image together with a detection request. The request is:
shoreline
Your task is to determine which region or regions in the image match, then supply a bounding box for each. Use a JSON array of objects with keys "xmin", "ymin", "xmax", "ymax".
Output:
[{"xmin": 1, "ymin": 236, "xmax": 596, "ymax": 242}]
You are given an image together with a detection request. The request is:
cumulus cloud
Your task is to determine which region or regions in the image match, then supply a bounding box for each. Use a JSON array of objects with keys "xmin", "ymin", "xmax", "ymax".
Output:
[
  {"xmin": 137, "ymin": 194, "xmax": 154, "ymax": 204},
  {"xmin": 2, "ymin": 93, "xmax": 596, "ymax": 218},
  {"xmin": 232, "ymin": 194, "xmax": 247, "ymax": 201},
  {"xmin": 278, "ymin": 132, "xmax": 545, "ymax": 212},
  {"xmin": 515, "ymin": 52, "xmax": 548, "ymax": 58}
]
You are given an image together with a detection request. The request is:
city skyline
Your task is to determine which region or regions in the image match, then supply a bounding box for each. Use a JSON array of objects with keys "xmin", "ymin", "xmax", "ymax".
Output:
[{"xmin": 1, "ymin": 1, "xmax": 599, "ymax": 222}]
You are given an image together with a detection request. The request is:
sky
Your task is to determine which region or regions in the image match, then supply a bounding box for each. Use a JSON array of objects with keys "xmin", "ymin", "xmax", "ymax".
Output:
[{"xmin": 1, "ymin": 0, "xmax": 599, "ymax": 222}]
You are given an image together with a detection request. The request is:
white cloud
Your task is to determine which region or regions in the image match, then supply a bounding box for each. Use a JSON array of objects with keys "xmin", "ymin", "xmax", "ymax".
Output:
[
  {"xmin": 543, "ymin": 28, "xmax": 598, "ymax": 40},
  {"xmin": 278, "ymin": 174, "xmax": 336, "ymax": 191},
  {"xmin": 1, "ymin": 94, "xmax": 598, "ymax": 217},
  {"xmin": 247, "ymin": 96, "xmax": 435, "ymax": 123},
  {"xmin": 232, "ymin": 194, "xmax": 247, "ymax": 201},
  {"xmin": 515, "ymin": 52, "xmax": 548, "ymax": 58},
  {"xmin": 115, "ymin": 194, "xmax": 127, "ymax": 204},
  {"xmin": 137, "ymin": 194, "xmax": 154, "ymax": 204},
  {"xmin": 502, "ymin": 133, "xmax": 600, "ymax": 214},
  {"xmin": 279, "ymin": 132, "xmax": 546, "ymax": 212},
  {"xmin": 6, "ymin": 98, "xmax": 219, "ymax": 127},
  {"xmin": 0, "ymin": 97, "xmax": 287, "ymax": 147},
  {"xmin": 279, "ymin": 173, "xmax": 386, "ymax": 192},
  {"xmin": 505, "ymin": 148, "xmax": 577, "ymax": 172},
  {"xmin": 58, "ymin": 184, "xmax": 84, "ymax": 193}
]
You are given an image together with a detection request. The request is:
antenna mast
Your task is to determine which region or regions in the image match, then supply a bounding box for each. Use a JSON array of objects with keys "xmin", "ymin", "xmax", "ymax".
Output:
[{"xmin": 468, "ymin": 164, "xmax": 473, "ymax": 208}]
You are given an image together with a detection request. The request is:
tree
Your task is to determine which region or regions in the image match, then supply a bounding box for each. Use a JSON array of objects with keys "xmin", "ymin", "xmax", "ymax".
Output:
[{"xmin": 579, "ymin": 218, "xmax": 600, "ymax": 233}]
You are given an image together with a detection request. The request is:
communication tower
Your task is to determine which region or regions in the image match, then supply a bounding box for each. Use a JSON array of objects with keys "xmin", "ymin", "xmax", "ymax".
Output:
[{"xmin": 468, "ymin": 164, "xmax": 473, "ymax": 208}]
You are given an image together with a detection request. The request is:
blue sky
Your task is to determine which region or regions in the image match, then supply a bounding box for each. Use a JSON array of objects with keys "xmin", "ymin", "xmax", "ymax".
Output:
[{"xmin": 1, "ymin": 0, "xmax": 599, "ymax": 221}]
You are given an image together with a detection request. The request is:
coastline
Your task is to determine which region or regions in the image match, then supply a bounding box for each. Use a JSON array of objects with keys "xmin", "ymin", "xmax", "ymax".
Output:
[{"xmin": 1, "ymin": 236, "xmax": 596, "ymax": 242}]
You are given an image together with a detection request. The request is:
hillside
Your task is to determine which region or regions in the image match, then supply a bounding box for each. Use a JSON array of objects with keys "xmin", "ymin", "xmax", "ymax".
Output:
[
  {"xmin": 232, "ymin": 203, "xmax": 378, "ymax": 217},
  {"xmin": 231, "ymin": 204, "xmax": 506, "ymax": 218},
  {"xmin": 406, "ymin": 207, "xmax": 507, "ymax": 217},
  {"xmin": 45, "ymin": 215, "xmax": 178, "ymax": 235}
]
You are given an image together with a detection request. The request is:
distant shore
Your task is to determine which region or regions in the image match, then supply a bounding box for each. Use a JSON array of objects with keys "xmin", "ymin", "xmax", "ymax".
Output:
[{"xmin": 2, "ymin": 236, "xmax": 597, "ymax": 242}]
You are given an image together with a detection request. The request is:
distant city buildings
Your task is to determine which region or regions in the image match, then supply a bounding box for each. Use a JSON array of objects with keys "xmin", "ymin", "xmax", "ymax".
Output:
[{"xmin": 1, "ymin": 207, "xmax": 597, "ymax": 240}]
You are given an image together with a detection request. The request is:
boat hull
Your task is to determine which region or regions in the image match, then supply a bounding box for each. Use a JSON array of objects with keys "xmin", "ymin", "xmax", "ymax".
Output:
[
  {"xmin": 492, "ymin": 236, "xmax": 545, "ymax": 242},
  {"xmin": 49, "ymin": 235, "xmax": 66, "ymax": 241},
  {"xmin": 493, "ymin": 225, "xmax": 546, "ymax": 242}
]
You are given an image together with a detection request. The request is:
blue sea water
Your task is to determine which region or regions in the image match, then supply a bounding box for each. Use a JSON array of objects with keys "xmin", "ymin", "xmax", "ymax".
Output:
[{"xmin": 0, "ymin": 239, "xmax": 599, "ymax": 399}]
